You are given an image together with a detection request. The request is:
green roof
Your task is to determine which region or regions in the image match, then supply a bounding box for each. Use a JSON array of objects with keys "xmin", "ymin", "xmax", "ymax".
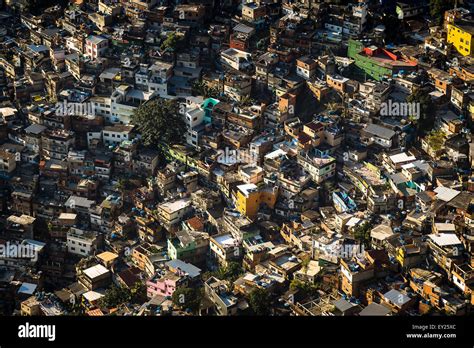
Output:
[{"xmin": 202, "ymin": 98, "xmax": 220, "ymax": 109}]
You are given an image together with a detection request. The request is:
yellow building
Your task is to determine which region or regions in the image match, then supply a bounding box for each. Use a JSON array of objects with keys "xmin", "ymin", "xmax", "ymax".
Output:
[
  {"xmin": 96, "ymin": 251, "xmax": 119, "ymax": 268},
  {"xmin": 21, "ymin": 297, "xmax": 42, "ymax": 316},
  {"xmin": 235, "ymin": 184, "xmax": 278, "ymax": 219},
  {"xmin": 396, "ymin": 244, "xmax": 425, "ymax": 268},
  {"xmin": 447, "ymin": 23, "xmax": 473, "ymax": 56}
]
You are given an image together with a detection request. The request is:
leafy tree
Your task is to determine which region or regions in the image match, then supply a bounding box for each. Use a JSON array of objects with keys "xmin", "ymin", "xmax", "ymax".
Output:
[
  {"xmin": 382, "ymin": 13, "xmax": 404, "ymax": 44},
  {"xmin": 192, "ymin": 81, "xmax": 206, "ymax": 96},
  {"xmin": 239, "ymin": 95, "xmax": 254, "ymax": 107},
  {"xmin": 300, "ymin": 255, "xmax": 311, "ymax": 274},
  {"xmin": 69, "ymin": 303, "xmax": 84, "ymax": 316},
  {"xmin": 160, "ymin": 32, "xmax": 185, "ymax": 52},
  {"xmin": 115, "ymin": 178, "xmax": 132, "ymax": 190},
  {"xmin": 289, "ymin": 279, "xmax": 320, "ymax": 298},
  {"xmin": 98, "ymin": 286, "xmax": 131, "ymax": 308},
  {"xmin": 249, "ymin": 288, "xmax": 271, "ymax": 315},
  {"xmin": 430, "ymin": 0, "xmax": 454, "ymax": 25},
  {"xmin": 172, "ymin": 287, "xmax": 202, "ymax": 313},
  {"xmin": 424, "ymin": 129, "xmax": 446, "ymax": 152},
  {"xmin": 192, "ymin": 81, "xmax": 220, "ymax": 98},
  {"xmin": 131, "ymin": 99, "xmax": 186, "ymax": 147},
  {"xmin": 24, "ymin": 0, "xmax": 41, "ymax": 13},
  {"xmin": 202, "ymin": 271, "xmax": 214, "ymax": 281},
  {"xmin": 115, "ymin": 178, "xmax": 132, "ymax": 200},
  {"xmin": 217, "ymin": 261, "xmax": 244, "ymax": 283},
  {"xmin": 407, "ymin": 88, "xmax": 436, "ymax": 135},
  {"xmin": 353, "ymin": 222, "xmax": 372, "ymax": 249},
  {"xmin": 130, "ymin": 282, "xmax": 146, "ymax": 303},
  {"xmin": 203, "ymin": 262, "xmax": 243, "ymax": 283},
  {"xmin": 66, "ymin": 295, "xmax": 84, "ymax": 316}
]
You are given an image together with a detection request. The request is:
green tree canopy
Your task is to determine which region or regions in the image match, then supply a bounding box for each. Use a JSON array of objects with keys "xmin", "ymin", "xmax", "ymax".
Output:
[
  {"xmin": 217, "ymin": 261, "xmax": 244, "ymax": 283},
  {"xmin": 98, "ymin": 286, "xmax": 131, "ymax": 308},
  {"xmin": 425, "ymin": 129, "xmax": 446, "ymax": 152},
  {"xmin": 115, "ymin": 178, "xmax": 133, "ymax": 199},
  {"xmin": 98, "ymin": 282, "xmax": 146, "ymax": 309},
  {"xmin": 130, "ymin": 282, "xmax": 147, "ymax": 303},
  {"xmin": 249, "ymin": 288, "xmax": 272, "ymax": 315},
  {"xmin": 160, "ymin": 32, "xmax": 185, "ymax": 51},
  {"xmin": 430, "ymin": 0, "xmax": 454, "ymax": 25},
  {"xmin": 192, "ymin": 80, "xmax": 220, "ymax": 98},
  {"xmin": 289, "ymin": 279, "xmax": 321, "ymax": 298},
  {"xmin": 172, "ymin": 287, "xmax": 202, "ymax": 313},
  {"xmin": 382, "ymin": 13, "xmax": 404, "ymax": 44},
  {"xmin": 202, "ymin": 261, "xmax": 243, "ymax": 283},
  {"xmin": 353, "ymin": 221, "xmax": 372, "ymax": 249},
  {"xmin": 131, "ymin": 99, "xmax": 186, "ymax": 147},
  {"xmin": 407, "ymin": 88, "xmax": 436, "ymax": 135}
]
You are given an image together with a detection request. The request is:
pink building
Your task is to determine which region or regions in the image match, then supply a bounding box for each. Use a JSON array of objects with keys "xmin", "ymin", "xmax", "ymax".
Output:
[
  {"xmin": 146, "ymin": 271, "xmax": 184, "ymax": 298},
  {"xmin": 85, "ymin": 35, "xmax": 109, "ymax": 60},
  {"xmin": 146, "ymin": 259, "xmax": 201, "ymax": 298}
]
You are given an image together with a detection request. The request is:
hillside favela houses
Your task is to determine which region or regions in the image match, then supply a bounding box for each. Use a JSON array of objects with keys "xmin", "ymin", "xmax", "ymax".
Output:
[{"xmin": 0, "ymin": 0, "xmax": 472, "ymax": 323}]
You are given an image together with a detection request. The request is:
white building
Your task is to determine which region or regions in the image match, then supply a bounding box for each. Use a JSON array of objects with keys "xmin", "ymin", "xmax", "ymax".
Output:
[
  {"xmin": 110, "ymin": 85, "xmax": 153, "ymax": 124},
  {"xmin": 343, "ymin": 3, "xmax": 367, "ymax": 36},
  {"xmin": 85, "ymin": 35, "xmax": 109, "ymax": 60},
  {"xmin": 223, "ymin": 74, "xmax": 252, "ymax": 102},
  {"xmin": 157, "ymin": 198, "xmax": 193, "ymax": 230},
  {"xmin": 90, "ymin": 96, "xmax": 112, "ymax": 120},
  {"xmin": 67, "ymin": 228, "xmax": 99, "ymax": 257},
  {"xmin": 102, "ymin": 125, "xmax": 134, "ymax": 146},
  {"xmin": 363, "ymin": 124, "xmax": 396, "ymax": 148},
  {"xmin": 135, "ymin": 61, "xmax": 174, "ymax": 98},
  {"xmin": 297, "ymin": 153, "xmax": 336, "ymax": 184},
  {"xmin": 221, "ymin": 48, "xmax": 252, "ymax": 71},
  {"xmin": 209, "ymin": 233, "xmax": 241, "ymax": 266},
  {"xmin": 185, "ymin": 106, "xmax": 205, "ymax": 148},
  {"xmin": 65, "ymin": 37, "xmax": 82, "ymax": 54},
  {"xmin": 296, "ymin": 56, "xmax": 317, "ymax": 80}
]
